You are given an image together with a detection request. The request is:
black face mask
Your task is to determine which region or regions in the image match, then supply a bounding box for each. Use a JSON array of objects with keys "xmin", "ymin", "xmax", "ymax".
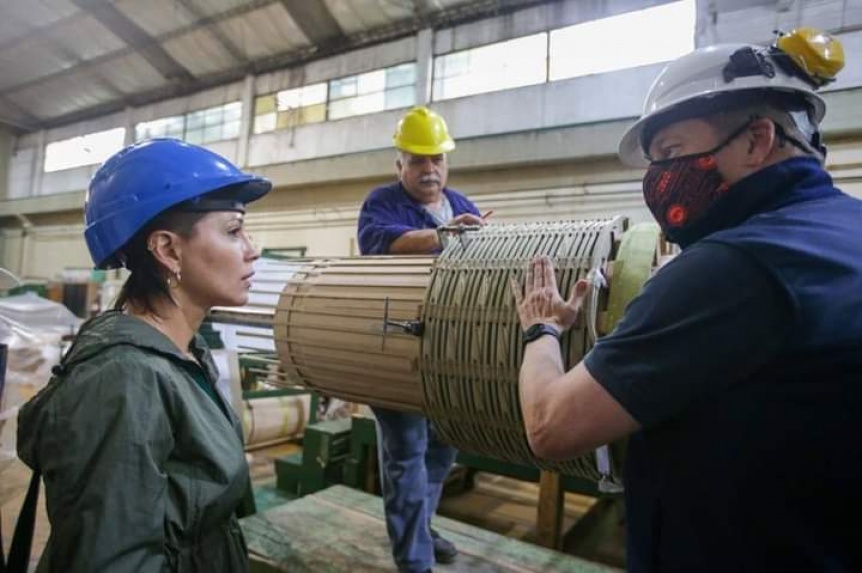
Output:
[{"xmin": 642, "ymin": 121, "xmax": 751, "ymax": 244}]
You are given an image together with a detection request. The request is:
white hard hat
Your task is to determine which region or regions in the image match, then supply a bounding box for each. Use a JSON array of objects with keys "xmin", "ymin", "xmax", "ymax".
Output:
[{"xmin": 619, "ymin": 43, "xmax": 827, "ymax": 166}]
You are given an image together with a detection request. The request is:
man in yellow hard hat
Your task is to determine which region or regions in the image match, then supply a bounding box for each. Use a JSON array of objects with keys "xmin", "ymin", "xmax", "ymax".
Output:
[
  {"xmin": 357, "ymin": 106, "xmax": 485, "ymax": 572},
  {"xmin": 512, "ymin": 30, "xmax": 862, "ymax": 571}
]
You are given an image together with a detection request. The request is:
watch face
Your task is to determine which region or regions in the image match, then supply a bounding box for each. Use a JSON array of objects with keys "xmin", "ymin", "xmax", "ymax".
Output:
[{"xmin": 526, "ymin": 324, "xmax": 543, "ymax": 337}]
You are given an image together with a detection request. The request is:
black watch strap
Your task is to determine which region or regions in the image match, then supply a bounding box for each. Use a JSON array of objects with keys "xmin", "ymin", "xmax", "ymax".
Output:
[{"xmin": 522, "ymin": 323, "xmax": 561, "ymax": 346}]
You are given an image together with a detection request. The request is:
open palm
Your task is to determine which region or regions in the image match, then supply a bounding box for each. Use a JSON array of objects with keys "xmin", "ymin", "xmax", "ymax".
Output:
[{"xmin": 510, "ymin": 255, "xmax": 589, "ymax": 331}]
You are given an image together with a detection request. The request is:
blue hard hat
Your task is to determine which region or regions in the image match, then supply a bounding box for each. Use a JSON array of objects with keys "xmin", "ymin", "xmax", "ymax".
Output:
[{"xmin": 84, "ymin": 138, "xmax": 272, "ymax": 269}]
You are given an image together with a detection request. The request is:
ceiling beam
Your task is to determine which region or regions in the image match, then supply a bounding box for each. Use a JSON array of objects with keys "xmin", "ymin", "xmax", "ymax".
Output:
[
  {"xmin": 0, "ymin": 0, "xmax": 279, "ymax": 99},
  {"xmin": 174, "ymin": 0, "xmax": 246, "ymax": 65},
  {"xmin": 0, "ymin": 96, "xmax": 43, "ymax": 132},
  {"xmin": 278, "ymin": 0, "xmax": 345, "ymax": 44},
  {"xmin": 18, "ymin": 0, "xmax": 551, "ymax": 131},
  {"xmin": 0, "ymin": 12, "xmax": 87, "ymax": 54},
  {"xmin": 71, "ymin": 0, "xmax": 195, "ymax": 83},
  {"xmin": 411, "ymin": 0, "xmax": 440, "ymax": 18},
  {"xmin": 47, "ymin": 35, "xmax": 127, "ymax": 99}
]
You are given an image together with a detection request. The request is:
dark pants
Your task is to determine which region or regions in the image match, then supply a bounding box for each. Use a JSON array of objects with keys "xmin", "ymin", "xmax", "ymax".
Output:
[{"xmin": 372, "ymin": 407, "xmax": 458, "ymax": 572}]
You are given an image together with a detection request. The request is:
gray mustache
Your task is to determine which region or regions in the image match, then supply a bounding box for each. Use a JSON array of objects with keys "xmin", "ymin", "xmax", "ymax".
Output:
[{"xmin": 419, "ymin": 176, "xmax": 439, "ymax": 184}]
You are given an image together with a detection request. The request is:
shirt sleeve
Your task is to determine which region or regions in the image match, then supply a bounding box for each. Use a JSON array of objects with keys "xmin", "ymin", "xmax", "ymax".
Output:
[
  {"xmin": 357, "ymin": 192, "xmax": 418, "ymax": 255},
  {"xmin": 584, "ymin": 242, "xmax": 792, "ymax": 429},
  {"xmin": 39, "ymin": 360, "xmax": 174, "ymax": 572}
]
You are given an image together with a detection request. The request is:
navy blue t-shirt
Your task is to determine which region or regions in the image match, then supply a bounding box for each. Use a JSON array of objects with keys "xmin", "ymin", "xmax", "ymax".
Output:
[
  {"xmin": 585, "ymin": 158, "xmax": 862, "ymax": 572},
  {"xmin": 585, "ymin": 242, "xmax": 791, "ymax": 427},
  {"xmin": 585, "ymin": 242, "xmax": 795, "ymax": 572},
  {"xmin": 357, "ymin": 182, "xmax": 480, "ymax": 255}
]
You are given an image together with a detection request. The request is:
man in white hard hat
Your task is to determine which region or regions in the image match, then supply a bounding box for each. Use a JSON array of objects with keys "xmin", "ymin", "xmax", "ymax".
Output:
[{"xmin": 512, "ymin": 29, "xmax": 862, "ymax": 571}]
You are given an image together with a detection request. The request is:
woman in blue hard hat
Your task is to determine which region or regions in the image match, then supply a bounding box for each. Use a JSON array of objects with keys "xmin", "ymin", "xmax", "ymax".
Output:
[{"xmin": 17, "ymin": 138, "xmax": 271, "ymax": 572}]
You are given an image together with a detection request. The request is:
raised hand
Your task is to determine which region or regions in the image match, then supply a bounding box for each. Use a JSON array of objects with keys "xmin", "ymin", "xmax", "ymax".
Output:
[{"xmin": 510, "ymin": 255, "xmax": 590, "ymax": 332}]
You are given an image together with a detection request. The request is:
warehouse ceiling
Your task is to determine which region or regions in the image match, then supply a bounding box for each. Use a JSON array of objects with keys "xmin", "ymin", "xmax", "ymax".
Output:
[{"xmin": 0, "ymin": 0, "xmax": 551, "ymax": 133}]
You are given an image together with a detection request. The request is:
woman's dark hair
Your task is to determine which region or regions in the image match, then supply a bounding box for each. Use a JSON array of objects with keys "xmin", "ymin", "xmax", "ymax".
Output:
[{"xmin": 112, "ymin": 208, "xmax": 208, "ymax": 316}]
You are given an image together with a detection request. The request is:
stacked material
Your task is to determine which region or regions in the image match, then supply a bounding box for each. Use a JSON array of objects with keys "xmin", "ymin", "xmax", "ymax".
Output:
[
  {"xmin": 242, "ymin": 394, "xmax": 312, "ymax": 449},
  {"xmin": 0, "ymin": 294, "xmax": 81, "ymax": 463}
]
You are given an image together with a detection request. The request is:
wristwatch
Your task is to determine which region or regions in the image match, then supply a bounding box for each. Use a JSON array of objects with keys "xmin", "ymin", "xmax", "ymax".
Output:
[{"xmin": 522, "ymin": 323, "xmax": 561, "ymax": 347}]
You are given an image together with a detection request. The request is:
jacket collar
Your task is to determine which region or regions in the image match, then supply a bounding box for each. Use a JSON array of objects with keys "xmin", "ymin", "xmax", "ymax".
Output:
[
  {"xmin": 677, "ymin": 157, "xmax": 838, "ymax": 248},
  {"xmin": 63, "ymin": 310, "xmax": 219, "ymax": 382}
]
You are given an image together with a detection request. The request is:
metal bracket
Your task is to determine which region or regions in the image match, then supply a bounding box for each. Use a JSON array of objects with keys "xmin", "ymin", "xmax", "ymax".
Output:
[
  {"xmin": 381, "ymin": 297, "xmax": 424, "ymax": 351},
  {"xmin": 595, "ymin": 445, "xmax": 625, "ymax": 494},
  {"xmin": 385, "ymin": 320, "xmax": 425, "ymax": 336}
]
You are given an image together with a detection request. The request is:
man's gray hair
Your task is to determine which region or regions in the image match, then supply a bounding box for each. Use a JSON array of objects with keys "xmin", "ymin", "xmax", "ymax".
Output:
[{"xmin": 705, "ymin": 102, "xmax": 824, "ymax": 163}]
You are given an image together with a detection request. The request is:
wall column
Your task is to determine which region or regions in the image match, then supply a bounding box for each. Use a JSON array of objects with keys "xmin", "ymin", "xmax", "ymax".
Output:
[
  {"xmin": 415, "ymin": 28, "xmax": 435, "ymax": 105},
  {"xmin": 123, "ymin": 106, "xmax": 135, "ymax": 146},
  {"xmin": 30, "ymin": 130, "xmax": 45, "ymax": 197},
  {"xmin": 238, "ymin": 74, "xmax": 256, "ymax": 167}
]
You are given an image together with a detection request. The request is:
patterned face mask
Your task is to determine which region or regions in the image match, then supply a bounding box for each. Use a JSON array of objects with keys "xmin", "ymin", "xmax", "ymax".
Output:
[{"xmin": 642, "ymin": 121, "xmax": 751, "ymax": 243}]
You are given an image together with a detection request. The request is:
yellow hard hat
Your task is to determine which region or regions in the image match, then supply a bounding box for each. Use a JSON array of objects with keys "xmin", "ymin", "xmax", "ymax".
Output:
[
  {"xmin": 776, "ymin": 27, "xmax": 845, "ymax": 87},
  {"xmin": 393, "ymin": 106, "xmax": 455, "ymax": 155}
]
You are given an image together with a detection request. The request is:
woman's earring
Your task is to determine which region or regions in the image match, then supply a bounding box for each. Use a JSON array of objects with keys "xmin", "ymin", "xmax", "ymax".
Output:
[{"xmin": 167, "ymin": 269, "xmax": 181, "ymax": 288}]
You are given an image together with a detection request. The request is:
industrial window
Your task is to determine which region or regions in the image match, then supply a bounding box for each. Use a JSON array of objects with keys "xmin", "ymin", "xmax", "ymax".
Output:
[
  {"xmin": 253, "ymin": 82, "xmax": 327, "ymax": 134},
  {"xmin": 549, "ymin": 0, "xmax": 695, "ymax": 81},
  {"xmin": 328, "ymin": 62, "xmax": 416, "ymax": 120},
  {"xmin": 252, "ymin": 63, "xmax": 416, "ymax": 132},
  {"xmin": 134, "ymin": 102, "xmax": 242, "ymax": 145},
  {"xmin": 44, "ymin": 127, "xmax": 126, "ymax": 173},
  {"xmin": 135, "ymin": 114, "xmax": 184, "ymax": 141},
  {"xmin": 432, "ymin": 33, "xmax": 548, "ymax": 101},
  {"xmin": 185, "ymin": 102, "xmax": 242, "ymax": 145}
]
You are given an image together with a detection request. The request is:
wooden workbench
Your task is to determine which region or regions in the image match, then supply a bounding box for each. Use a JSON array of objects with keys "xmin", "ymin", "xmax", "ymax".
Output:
[{"xmin": 241, "ymin": 485, "xmax": 619, "ymax": 572}]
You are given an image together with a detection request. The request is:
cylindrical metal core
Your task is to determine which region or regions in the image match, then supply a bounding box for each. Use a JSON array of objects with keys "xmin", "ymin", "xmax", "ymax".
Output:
[{"xmin": 269, "ymin": 220, "xmax": 663, "ymax": 483}]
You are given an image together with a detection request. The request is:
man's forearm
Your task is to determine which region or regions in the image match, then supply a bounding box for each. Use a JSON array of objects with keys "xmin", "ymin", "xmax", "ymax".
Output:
[
  {"xmin": 519, "ymin": 338, "xmax": 640, "ymax": 459},
  {"xmin": 389, "ymin": 229, "xmax": 440, "ymax": 254},
  {"xmin": 518, "ymin": 335, "xmax": 565, "ymax": 448}
]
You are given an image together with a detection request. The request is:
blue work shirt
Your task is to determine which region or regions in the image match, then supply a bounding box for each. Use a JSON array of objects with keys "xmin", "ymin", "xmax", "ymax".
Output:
[{"xmin": 357, "ymin": 182, "xmax": 480, "ymax": 255}]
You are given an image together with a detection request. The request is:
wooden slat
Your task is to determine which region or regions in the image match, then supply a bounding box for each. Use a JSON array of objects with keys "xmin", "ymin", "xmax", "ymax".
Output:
[{"xmin": 537, "ymin": 471, "xmax": 565, "ymax": 551}]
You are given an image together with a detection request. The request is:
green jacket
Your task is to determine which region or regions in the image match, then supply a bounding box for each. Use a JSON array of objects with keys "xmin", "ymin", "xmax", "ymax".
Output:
[{"xmin": 18, "ymin": 311, "xmax": 251, "ymax": 572}]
